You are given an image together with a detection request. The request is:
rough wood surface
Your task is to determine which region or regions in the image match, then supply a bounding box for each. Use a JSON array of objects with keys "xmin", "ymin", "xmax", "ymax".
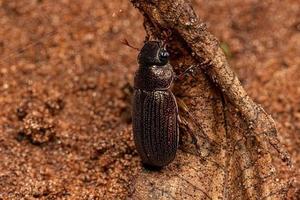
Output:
[{"xmin": 129, "ymin": 0, "xmax": 292, "ymax": 199}]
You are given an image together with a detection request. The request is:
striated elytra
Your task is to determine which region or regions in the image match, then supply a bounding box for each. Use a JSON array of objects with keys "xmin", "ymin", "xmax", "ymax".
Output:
[{"xmin": 132, "ymin": 41, "xmax": 179, "ymax": 168}]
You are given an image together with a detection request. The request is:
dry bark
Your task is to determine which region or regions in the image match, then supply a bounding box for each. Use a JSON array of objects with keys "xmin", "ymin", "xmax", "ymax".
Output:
[{"xmin": 128, "ymin": 0, "xmax": 292, "ymax": 199}]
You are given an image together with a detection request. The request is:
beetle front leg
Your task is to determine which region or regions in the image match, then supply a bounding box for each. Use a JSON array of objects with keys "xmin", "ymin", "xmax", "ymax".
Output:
[
  {"xmin": 175, "ymin": 60, "xmax": 214, "ymax": 81},
  {"xmin": 175, "ymin": 65, "xmax": 198, "ymax": 81}
]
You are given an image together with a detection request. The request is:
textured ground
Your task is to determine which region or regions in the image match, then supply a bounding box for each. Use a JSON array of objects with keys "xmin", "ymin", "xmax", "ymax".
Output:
[{"xmin": 0, "ymin": 0, "xmax": 299, "ymax": 199}]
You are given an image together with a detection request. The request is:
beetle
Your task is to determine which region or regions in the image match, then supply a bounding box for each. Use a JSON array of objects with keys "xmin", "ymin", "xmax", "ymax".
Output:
[{"xmin": 132, "ymin": 40, "xmax": 179, "ymax": 168}]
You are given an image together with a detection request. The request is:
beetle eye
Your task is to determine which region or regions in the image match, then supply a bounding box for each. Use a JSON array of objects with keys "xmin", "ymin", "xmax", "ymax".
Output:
[{"xmin": 159, "ymin": 50, "xmax": 169, "ymax": 60}]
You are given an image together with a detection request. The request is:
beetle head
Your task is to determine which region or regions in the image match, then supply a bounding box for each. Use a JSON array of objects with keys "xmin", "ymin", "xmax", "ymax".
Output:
[{"xmin": 138, "ymin": 41, "xmax": 169, "ymax": 67}]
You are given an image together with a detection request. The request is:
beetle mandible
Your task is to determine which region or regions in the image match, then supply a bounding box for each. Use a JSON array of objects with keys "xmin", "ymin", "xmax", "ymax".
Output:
[{"xmin": 132, "ymin": 41, "xmax": 179, "ymax": 168}]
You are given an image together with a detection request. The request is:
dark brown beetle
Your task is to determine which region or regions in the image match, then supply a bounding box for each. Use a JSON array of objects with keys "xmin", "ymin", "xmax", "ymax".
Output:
[{"xmin": 132, "ymin": 41, "xmax": 179, "ymax": 168}]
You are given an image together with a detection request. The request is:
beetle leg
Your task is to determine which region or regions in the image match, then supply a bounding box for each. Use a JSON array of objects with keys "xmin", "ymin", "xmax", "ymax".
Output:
[
  {"xmin": 177, "ymin": 114, "xmax": 183, "ymax": 124},
  {"xmin": 175, "ymin": 59, "xmax": 214, "ymax": 81},
  {"xmin": 175, "ymin": 65, "xmax": 199, "ymax": 81}
]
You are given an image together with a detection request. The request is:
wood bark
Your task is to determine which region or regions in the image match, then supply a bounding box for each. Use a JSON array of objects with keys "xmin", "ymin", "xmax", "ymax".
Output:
[{"xmin": 128, "ymin": 0, "xmax": 292, "ymax": 199}]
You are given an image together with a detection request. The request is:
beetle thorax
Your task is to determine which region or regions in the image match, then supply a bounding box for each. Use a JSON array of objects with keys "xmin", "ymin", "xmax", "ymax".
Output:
[{"xmin": 134, "ymin": 63, "xmax": 174, "ymax": 91}]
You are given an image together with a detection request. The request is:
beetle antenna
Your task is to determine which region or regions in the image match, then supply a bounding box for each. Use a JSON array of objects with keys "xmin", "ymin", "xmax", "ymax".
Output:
[
  {"xmin": 161, "ymin": 29, "xmax": 172, "ymax": 49},
  {"xmin": 121, "ymin": 38, "xmax": 140, "ymax": 51},
  {"xmin": 160, "ymin": 37, "xmax": 168, "ymax": 49}
]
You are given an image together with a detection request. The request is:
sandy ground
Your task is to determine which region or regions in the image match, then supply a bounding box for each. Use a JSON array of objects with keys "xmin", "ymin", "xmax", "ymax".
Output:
[{"xmin": 0, "ymin": 0, "xmax": 299, "ymax": 199}]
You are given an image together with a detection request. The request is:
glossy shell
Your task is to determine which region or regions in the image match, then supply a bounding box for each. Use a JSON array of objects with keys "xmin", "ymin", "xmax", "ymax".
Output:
[{"xmin": 132, "ymin": 89, "xmax": 179, "ymax": 167}]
